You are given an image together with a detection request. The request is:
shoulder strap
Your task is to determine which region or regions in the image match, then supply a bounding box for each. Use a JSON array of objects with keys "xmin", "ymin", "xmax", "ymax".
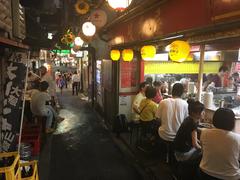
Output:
[{"xmin": 139, "ymin": 102, "xmax": 150, "ymax": 115}]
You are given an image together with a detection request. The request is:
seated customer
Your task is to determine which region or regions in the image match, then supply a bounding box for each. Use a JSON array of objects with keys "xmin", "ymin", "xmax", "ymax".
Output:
[
  {"xmin": 131, "ymin": 82, "xmax": 148, "ymax": 122},
  {"xmin": 138, "ymin": 86, "xmax": 158, "ymax": 146},
  {"xmin": 173, "ymin": 99, "xmax": 204, "ymax": 162},
  {"xmin": 199, "ymin": 108, "xmax": 240, "ymax": 180},
  {"xmin": 156, "ymin": 83, "xmax": 188, "ymax": 142},
  {"xmin": 31, "ymin": 81, "xmax": 64, "ymax": 133},
  {"xmin": 139, "ymin": 86, "xmax": 158, "ymax": 122},
  {"xmin": 153, "ymin": 81, "xmax": 163, "ymax": 104}
]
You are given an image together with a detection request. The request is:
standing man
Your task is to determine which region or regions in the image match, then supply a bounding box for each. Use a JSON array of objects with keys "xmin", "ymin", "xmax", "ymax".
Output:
[
  {"xmin": 72, "ymin": 71, "xmax": 80, "ymax": 95},
  {"xmin": 39, "ymin": 66, "xmax": 56, "ymax": 105},
  {"xmin": 156, "ymin": 83, "xmax": 188, "ymax": 142}
]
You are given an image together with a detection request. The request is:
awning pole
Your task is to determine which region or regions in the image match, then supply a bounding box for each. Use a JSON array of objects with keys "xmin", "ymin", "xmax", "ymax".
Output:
[
  {"xmin": 18, "ymin": 51, "xmax": 30, "ymax": 153},
  {"xmin": 197, "ymin": 44, "xmax": 205, "ymax": 101}
]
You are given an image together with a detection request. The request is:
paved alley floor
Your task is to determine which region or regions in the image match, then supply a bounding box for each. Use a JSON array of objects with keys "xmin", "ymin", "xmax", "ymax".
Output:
[{"xmin": 45, "ymin": 91, "xmax": 143, "ymax": 180}]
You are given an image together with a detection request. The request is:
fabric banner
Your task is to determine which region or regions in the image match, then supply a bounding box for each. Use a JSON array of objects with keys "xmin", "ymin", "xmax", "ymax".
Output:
[{"xmin": 1, "ymin": 61, "xmax": 26, "ymax": 152}]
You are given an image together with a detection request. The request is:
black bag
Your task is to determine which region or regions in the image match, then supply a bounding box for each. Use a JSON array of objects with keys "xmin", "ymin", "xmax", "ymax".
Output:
[{"xmin": 112, "ymin": 114, "xmax": 128, "ymax": 137}]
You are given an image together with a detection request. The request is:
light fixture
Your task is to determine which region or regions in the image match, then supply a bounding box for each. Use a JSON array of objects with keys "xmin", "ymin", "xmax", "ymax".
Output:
[
  {"xmin": 141, "ymin": 45, "xmax": 156, "ymax": 60},
  {"xmin": 110, "ymin": 50, "xmax": 120, "ymax": 61},
  {"xmin": 161, "ymin": 35, "xmax": 184, "ymax": 41},
  {"xmin": 169, "ymin": 40, "xmax": 190, "ymax": 62},
  {"xmin": 74, "ymin": 37, "xmax": 84, "ymax": 46},
  {"xmin": 122, "ymin": 49, "xmax": 134, "ymax": 62},
  {"xmin": 82, "ymin": 22, "xmax": 96, "ymax": 37},
  {"xmin": 106, "ymin": 0, "xmax": 132, "ymax": 11}
]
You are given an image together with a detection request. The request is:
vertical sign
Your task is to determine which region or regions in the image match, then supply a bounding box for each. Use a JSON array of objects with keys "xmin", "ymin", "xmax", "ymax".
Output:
[{"xmin": 2, "ymin": 62, "xmax": 26, "ymax": 152}]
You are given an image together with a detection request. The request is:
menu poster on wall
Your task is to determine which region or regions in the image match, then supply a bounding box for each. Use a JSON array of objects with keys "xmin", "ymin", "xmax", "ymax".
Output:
[
  {"xmin": 120, "ymin": 60, "xmax": 138, "ymax": 89},
  {"xmin": 2, "ymin": 61, "xmax": 26, "ymax": 152}
]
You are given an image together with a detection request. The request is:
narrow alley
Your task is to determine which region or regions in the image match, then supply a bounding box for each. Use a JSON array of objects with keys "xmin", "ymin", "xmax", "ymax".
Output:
[{"xmin": 40, "ymin": 90, "xmax": 143, "ymax": 180}]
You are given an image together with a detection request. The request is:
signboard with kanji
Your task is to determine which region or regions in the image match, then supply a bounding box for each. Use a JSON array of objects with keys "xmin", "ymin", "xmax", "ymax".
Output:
[{"xmin": 2, "ymin": 61, "xmax": 26, "ymax": 152}]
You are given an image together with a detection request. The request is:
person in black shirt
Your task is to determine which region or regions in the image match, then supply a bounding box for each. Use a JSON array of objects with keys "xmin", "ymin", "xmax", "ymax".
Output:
[{"xmin": 173, "ymin": 99, "xmax": 205, "ymax": 162}]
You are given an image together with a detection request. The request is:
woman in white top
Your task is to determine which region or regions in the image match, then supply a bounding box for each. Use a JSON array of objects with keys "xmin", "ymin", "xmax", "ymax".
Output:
[{"xmin": 199, "ymin": 108, "xmax": 240, "ymax": 180}]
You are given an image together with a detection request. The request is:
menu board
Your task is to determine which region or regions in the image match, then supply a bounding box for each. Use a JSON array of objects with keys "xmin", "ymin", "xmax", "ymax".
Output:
[{"xmin": 120, "ymin": 59, "xmax": 139, "ymax": 92}]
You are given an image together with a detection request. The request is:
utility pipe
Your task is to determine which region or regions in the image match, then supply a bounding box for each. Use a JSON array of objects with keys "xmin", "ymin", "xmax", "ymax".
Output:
[{"xmin": 197, "ymin": 44, "xmax": 205, "ymax": 101}]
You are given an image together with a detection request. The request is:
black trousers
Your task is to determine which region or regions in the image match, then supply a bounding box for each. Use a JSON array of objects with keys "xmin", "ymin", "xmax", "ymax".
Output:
[{"xmin": 72, "ymin": 82, "xmax": 78, "ymax": 95}]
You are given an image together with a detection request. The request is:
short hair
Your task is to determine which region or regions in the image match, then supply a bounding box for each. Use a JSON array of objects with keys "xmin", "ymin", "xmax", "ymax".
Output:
[
  {"xmin": 172, "ymin": 83, "xmax": 184, "ymax": 97},
  {"xmin": 39, "ymin": 81, "xmax": 49, "ymax": 91},
  {"xmin": 40, "ymin": 66, "xmax": 47, "ymax": 71},
  {"xmin": 213, "ymin": 108, "xmax": 235, "ymax": 131},
  {"xmin": 187, "ymin": 99, "xmax": 204, "ymax": 115},
  {"xmin": 146, "ymin": 76, "xmax": 153, "ymax": 85},
  {"xmin": 153, "ymin": 81, "xmax": 161, "ymax": 87},
  {"xmin": 145, "ymin": 86, "xmax": 156, "ymax": 99},
  {"xmin": 218, "ymin": 66, "xmax": 228, "ymax": 73},
  {"xmin": 139, "ymin": 82, "xmax": 147, "ymax": 90}
]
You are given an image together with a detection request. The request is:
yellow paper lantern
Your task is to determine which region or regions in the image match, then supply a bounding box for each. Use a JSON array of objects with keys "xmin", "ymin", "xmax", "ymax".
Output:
[
  {"xmin": 110, "ymin": 50, "xmax": 120, "ymax": 61},
  {"xmin": 169, "ymin": 40, "xmax": 190, "ymax": 62},
  {"xmin": 141, "ymin": 45, "xmax": 156, "ymax": 60},
  {"xmin": 122, "ymin": 49, "xmax": 134, "ymax": 62}
]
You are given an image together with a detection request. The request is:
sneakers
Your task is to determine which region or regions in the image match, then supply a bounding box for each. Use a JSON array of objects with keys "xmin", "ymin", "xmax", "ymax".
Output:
[{"xmin": 45, "ymin": 128, "xmax": 55, "ymax": 134}]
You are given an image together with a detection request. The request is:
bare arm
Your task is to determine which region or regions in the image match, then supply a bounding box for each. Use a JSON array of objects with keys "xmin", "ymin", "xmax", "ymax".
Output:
[{"xmin": 192, "ymin": 130, "xmax": 201, "ymax": 149}]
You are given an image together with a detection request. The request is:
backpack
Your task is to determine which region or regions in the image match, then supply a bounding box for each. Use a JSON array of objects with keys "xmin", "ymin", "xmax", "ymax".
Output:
[{"xmin": 112, "ymin": 114, "xmax": 128, "ymax": 137}]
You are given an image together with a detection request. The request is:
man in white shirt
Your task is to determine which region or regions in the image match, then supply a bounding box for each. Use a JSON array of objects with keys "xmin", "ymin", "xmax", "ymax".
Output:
[
  {"xmin": 156, "ymin": 83, "xmax": 188, "ymax": 141},
  {"xmin": 39, "ymin": 66, "xmax": 56, "ymax": 103},
  {"xmin": 55, "ymin": 69, "xmax": 61, "ymax": 81},
  {"xmin": 72, "ymin": 71, "xmax": 80, "ymax": 95},
  {"xmin": 131, "ymin": 82, "xmax": 149, "ymax": 122},
  {"xmin": 31, "ymin": 81, "xmax": 63, "ymax": 133}
]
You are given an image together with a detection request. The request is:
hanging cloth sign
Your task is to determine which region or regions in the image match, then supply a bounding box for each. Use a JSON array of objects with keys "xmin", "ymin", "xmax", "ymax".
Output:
[{"xmin": 2, "ymin": 61, "xmax": 27, "ymax": 152}]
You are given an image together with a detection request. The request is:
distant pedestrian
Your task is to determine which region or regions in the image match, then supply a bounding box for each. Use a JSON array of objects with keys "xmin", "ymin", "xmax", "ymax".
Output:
[
  {"xmin": 63, "ymin": 73, "xmax": 68, "ymax": 88},
  {"xmin": 72, "ymin": 71, "xmax": 80, "ymax": 95},
  {"xmin": 57, "ymin": 75, "xmax": 65, "ymax": 95}
]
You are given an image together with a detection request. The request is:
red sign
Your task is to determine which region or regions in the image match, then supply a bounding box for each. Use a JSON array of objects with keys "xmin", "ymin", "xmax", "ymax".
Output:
[{"xmin": 120, "ymin": 60, "xmax": 138, "ymax": 88}]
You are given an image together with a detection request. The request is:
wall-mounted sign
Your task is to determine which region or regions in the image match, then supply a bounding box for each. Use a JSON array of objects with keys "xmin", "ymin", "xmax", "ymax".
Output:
[{"xmin": 143, "ymin": 53, "xmax": 169, "ymax": 61}]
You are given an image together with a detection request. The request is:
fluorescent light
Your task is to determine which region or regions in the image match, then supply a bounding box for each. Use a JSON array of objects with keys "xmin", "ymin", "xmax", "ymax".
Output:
[{"xmin": 161, "ymin": 35, "xmax": 184, "ymax": 41}]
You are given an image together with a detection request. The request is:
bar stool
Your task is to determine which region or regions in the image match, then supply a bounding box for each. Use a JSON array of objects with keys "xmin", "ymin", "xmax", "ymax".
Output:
[
  {"xmin": 162, "ymin": 140, "xmax": 174, "ymax": 164},
  {"xmin": 128, "ymin": 121, "xmax": 141, "ymax": 145}
]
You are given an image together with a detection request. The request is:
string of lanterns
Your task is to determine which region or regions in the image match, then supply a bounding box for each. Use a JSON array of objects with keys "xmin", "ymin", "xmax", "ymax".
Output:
[{"xmin": 110, "ymin": 41, "xmax": 191, "ymax": 62}]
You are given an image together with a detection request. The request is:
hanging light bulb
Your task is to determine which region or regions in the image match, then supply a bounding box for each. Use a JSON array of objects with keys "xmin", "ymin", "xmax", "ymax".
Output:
[
  {"xmin": 74, "ymin": 37, "xmax": 84, "ymax": 46},
  {"xmin": 82, "ymin": 22, "xmax": 96, "ymax": 37},
  {"xmin": 106, "ymin": 0, "xmax": 133, "ymax": 11}
]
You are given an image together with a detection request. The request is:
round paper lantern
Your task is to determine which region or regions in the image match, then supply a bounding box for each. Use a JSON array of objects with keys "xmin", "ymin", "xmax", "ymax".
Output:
[
  {"xmin": 169, "ymin": 40, "xmax": 190, "ymax": 62},
  {"xmin": 74, "ymin": 37, "xmax": 84, "ymax": 46},
  {"xmin": 122, "ymin": 49, "xmax": 134, "ymax": 62},
  {"xmin": 82, "ymin": 22, "xmax": 96, "ymax": 37},
  {"xmin": 75, "ymin": 0, "xmax": 90, "ymax": 15},
  {"xmin": 141, "ymin": 45, "xmax": 156, "ymax": 60},
  {"xmin": 106, "ymin": 0, "xmax": 133, "ymax": 11},
  {"xmin": 110, "ymin": 50, "xmax": 120, "ymax": 61}
]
